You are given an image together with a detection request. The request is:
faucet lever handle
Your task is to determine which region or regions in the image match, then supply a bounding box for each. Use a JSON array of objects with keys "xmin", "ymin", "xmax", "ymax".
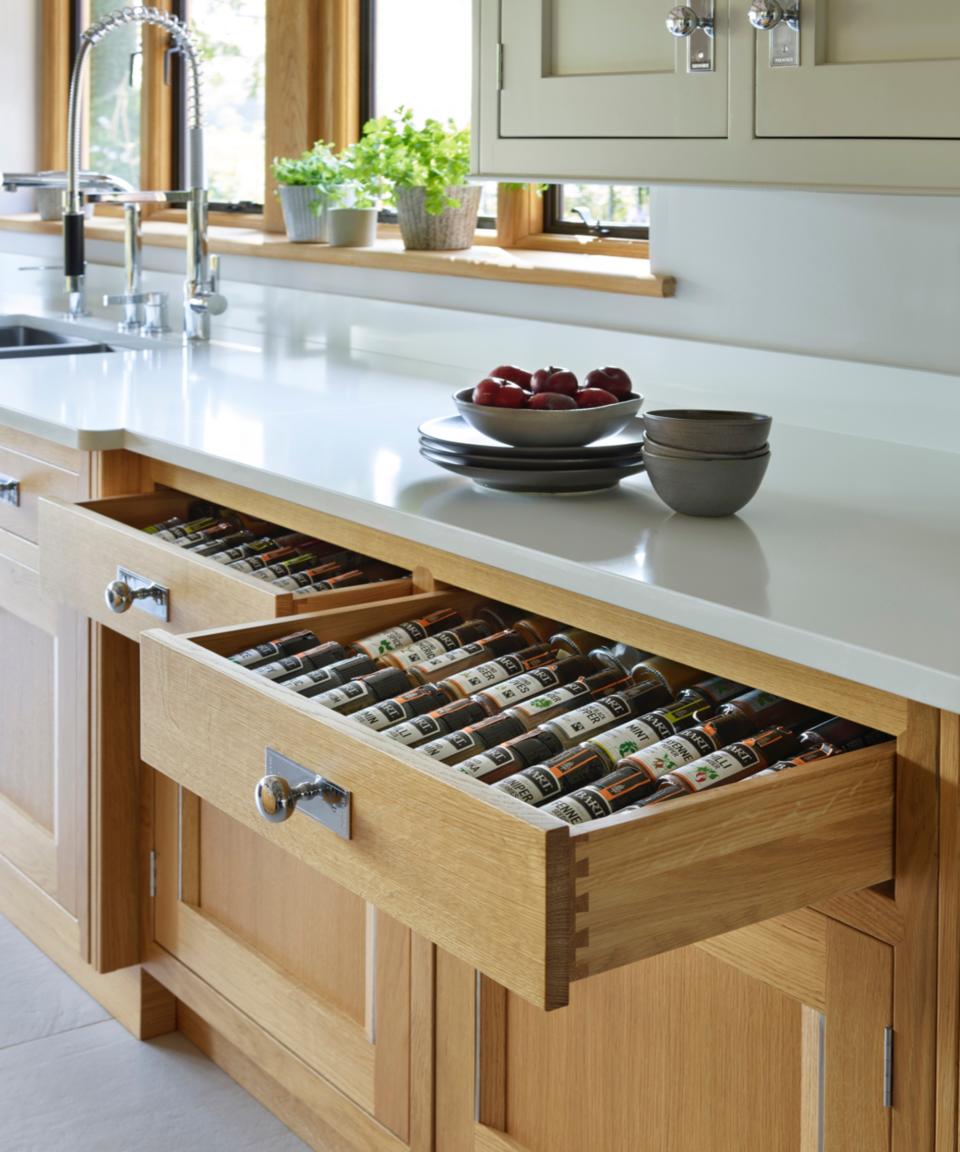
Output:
[{"xmin": 143, "ymin": 292, "xmax": 171, "ymax": 336}]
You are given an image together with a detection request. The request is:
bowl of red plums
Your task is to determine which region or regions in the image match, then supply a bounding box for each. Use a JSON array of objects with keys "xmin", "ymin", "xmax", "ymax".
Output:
[{"xmin": 454, "ymin": 365, "xmax": 643, "ymax": 448}]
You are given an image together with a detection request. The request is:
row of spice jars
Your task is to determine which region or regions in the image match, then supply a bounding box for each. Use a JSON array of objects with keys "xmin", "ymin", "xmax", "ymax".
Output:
[
  {"xmin": 141, "ymin": 502, "xmax": 405, "ymax": 594},
  {"xmin": 224, "ymin": 605, "xmax": 888, "ymax": 825}
]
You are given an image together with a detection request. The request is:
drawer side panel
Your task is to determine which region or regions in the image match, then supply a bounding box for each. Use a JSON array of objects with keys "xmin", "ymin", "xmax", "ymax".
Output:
[{"xmin": 573, "ymin": 745, "xmax": 895, "ymax": 979}]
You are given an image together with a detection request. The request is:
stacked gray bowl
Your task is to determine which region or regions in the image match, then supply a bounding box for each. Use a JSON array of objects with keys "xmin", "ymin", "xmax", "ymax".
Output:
[{"xmin": 641, "ymin": 410, "xmax": 772, "ymax": 517}]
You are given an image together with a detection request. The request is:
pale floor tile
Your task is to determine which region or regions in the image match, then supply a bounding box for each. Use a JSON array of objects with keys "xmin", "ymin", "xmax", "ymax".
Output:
[
  {"xmin": 0, "ymin": 917, "xmax": 310, "ymax": 1152},
  {"xmin": 0, "ymin": 916, "xmax": 108, "ymax": 1051}
]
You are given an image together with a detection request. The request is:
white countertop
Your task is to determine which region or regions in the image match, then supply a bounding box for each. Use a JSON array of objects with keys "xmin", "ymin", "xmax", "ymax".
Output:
[{"xmin": 1, "ymin": 272, "xmax": 958, "ymax": 713}]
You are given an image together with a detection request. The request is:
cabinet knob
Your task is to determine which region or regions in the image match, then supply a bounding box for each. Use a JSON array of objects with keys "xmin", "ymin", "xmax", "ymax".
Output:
[
  {"xmin": 666, "ymin": 5, "xmax": 713, "ymax": 37},
  {"xmin": 748, "ymin": 1, "xmax": 799, "ymax": 31},
  {"xmin": 256, "ymin": 752, "xmax": 352, "ymax": 839},
  {"xmin": 104, "ymin": 577, "xmax": 167, "ymax": 615}
]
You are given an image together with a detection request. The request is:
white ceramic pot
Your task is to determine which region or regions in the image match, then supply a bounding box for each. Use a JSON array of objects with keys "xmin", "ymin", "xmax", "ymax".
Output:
[
  {"xmin": 327, "ymin": 207, "xmax": 377, "ymax": 248},
  {"xmin": 278, "ymin": 184, "xmax": 329, "ymax": 243},
  {"xmin": 395, "ymin": 186, "xmax": 481, "ymax": 250}
]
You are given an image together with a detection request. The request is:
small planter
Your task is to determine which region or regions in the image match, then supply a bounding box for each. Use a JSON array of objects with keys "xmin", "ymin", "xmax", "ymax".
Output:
[
  {"xmin": 278, "ymin": 184, "xmax": 329, "ymax": 243},
  {"xmin": 327, "ymin": 207, "xmax": 377, "ymax": 248},
  {"xmin": 395, "ymin": 186, "xmax": 481, "ymax": 251}
]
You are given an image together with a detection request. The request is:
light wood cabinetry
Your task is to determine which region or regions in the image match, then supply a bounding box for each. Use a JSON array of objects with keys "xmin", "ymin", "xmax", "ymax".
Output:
[
  {"xmin": 438, "ymin": 914, "xmax": 894, "ymax": 1152},
  {"xmin": 474, "ymin": 0, "xmax": 960, "ymax": 190},
  {"xmin": 0, "ymin": 429, "xmax": 89, "ymax": 957},
  {"xmin": 3, "ymin": 444, "xmax": 954, "ymax": 1151}
]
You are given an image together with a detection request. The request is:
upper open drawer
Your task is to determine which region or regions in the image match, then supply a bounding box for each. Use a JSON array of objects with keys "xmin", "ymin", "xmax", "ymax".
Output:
[
  {"xmin": 139, "ymin": 594, "xmax": 895, "ymax": 1010},
  {"xmin": 38, "ymin": 489, "xmax": 416, "ymax": 642}
]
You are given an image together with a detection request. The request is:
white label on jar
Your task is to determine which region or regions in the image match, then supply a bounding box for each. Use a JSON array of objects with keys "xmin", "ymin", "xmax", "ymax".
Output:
[
  {"xmin": 509, "ymin": 682, "xmax": 586, "ymax": 726},
  {"xmin": 478, "ymin": 667, "xmax": 561, "ymax": 711},
  {"xmin": 444, "ymin": 653, "xmax": 527, "ymax": 695},
  {"xmin": 623, "ymin": 730, "xmax": 718, "ymax": 779},
  {"xmin": 670, "ymin": 743, "xmax": 761, "ymax": 792},
  {"xmin": 312, "ymin": 681, "xmax": 371, "ymax": 711},
  {"xmin": 253, "ymin": 655, "xmax": 304, "ymax": 682},
  {"xmin": 542, "ymin": 796, "xmax": 594, "ymax": 825},
  {"xmin": 546, "ymin": 695, "xmax": 633, "ymax": 745},
  {"xmin": 353, "ymin": 698, "xmax": 411, "ymax": 730},
  {"xmin": 418, "ymin": 729, "xmax": 479, "ymax": 761},
  {"xmin": 353, "ymin": 623, "xmax": 427, "ymax": 659},
  {"xmin": 387, "ymin": 632, "xmax": 459, "ymax": 669},
  {"xmin": 456, "ymin": 745, "xmax": 518, "ymax": 778},
  {"xmin": 586, "ymin": 718, "xmax": 664, "ymax": 764},
  {"xmin": 384, "ymin": 713, "xmax": 445, "ymax": 746},
  {"xmin": 411, "ymin": 642, "xmax": 485, "ymax": 677}
]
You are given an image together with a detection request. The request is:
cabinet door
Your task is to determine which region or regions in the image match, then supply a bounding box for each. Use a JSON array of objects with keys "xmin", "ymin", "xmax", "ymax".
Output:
[
  {"xmin": 0, "ymin": 580, "xmax": 88, "ymax": 949},
  {"xmin": 438, "ymin": 913, "xmax": 892, "ymax": 1152},
  {"xmin": 498, "ymin": 0, "xmax": 728, "ymax": 139},
  {"xmin": 756, "ymin": 1, "xmax": 960, "ymax": 138},
  {"xmin": 152, "ymin": 774, "xmax": 424, "ymax": 1146}
]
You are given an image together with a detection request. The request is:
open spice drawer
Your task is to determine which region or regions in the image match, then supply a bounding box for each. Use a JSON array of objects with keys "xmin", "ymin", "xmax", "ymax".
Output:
[
  {"xmin": 37, "ymin": 488, "xmax": 417, "ymax": 642},
  {"xmin": 139, "ymin": 591, "xmax": 897, "ymax": 1011}
]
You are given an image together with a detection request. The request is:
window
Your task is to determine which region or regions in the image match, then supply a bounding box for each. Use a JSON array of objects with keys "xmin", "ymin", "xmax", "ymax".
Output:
[
  {"xmin": 362, "ymin": 0, "xmax": 497, "ymax": 227},
  {"xmin": 83, "ymin": 0, "xmax": 143, "ymax": 187},
  {"xmin": 544, "ymin": 185, "xmax": 650, "ymax": 240},
  {"xmin": 181, "ymin": 0, "xmax": 266, "ymax": 209}
]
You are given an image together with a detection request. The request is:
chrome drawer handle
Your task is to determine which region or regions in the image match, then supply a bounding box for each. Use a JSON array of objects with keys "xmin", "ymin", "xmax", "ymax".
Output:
[
  {"xmin": 748, "ymin": 0, "xmax": 799, "ymax": 31},
  {"xmin": 255, "ymin": 749, "xmax": 352, "ymax": 839},
  {"xmin": 0, "ymin": 474, "xmax": 20, "ymax": 508},
  {"xmin": 104, "ymin": 566, "xmax": 170, "ymax": 621},
  {"xmin": 666, "ymin": 5, "xmax": 713, "ymax": 37}
]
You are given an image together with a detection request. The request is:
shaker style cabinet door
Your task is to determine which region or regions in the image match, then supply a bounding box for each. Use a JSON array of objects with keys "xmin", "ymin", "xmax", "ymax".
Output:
[
  {"xmin": 755, "ymin": 0, "xmax": 960, "ymax": 138},
  {"xmin": 498, "ymin": 0, "xmax": 728, "ymax": 140}
]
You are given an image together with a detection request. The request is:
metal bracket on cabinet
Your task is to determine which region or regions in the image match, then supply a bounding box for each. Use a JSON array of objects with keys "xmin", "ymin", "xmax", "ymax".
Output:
[
  {"xmin": 666, "ymin": 1, "xmax": 715, "ymax": 73},
  {"xmin": 883, "ymin": 1026, "xmax": 894, "ymax": 1108},
  {"xmin": 0, "ymin": 473, "xmax": 20, "ymax": 507},
  {"xmin": 256, "ymin": 749, "xmax": 352, "ymax": 840},
  {"xmin": 749, "ymin": 0, "xmax": 800, "ymax": 68}
]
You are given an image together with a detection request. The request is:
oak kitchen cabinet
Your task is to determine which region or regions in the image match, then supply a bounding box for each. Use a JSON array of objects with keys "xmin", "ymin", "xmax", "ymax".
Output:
[
  {"xmin": 0, "ymin": 441, "xmax": 952, "ymax": 1152},
  {"xmin": 473, "ymin": 0, "xmax": 960, "ymax": 190},
  {"xmin": 0, "ymin": 428, "xmax": 89, "ymax": 959}
]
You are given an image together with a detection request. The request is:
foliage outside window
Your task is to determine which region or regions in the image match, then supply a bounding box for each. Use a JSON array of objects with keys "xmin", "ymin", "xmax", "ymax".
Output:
[
  {"xmin": 86, "ymin": 0, "xmax": 142, "ymax": 187},
  {"xmin": 186, "ymin": 0, "xmax": 266, "ymax": 207}
]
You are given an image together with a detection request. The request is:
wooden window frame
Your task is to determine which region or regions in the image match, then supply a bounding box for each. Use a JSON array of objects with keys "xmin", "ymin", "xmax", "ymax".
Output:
[{"xmin": 36, "ymin": 0, "xmax": 657, "ymax": 283}]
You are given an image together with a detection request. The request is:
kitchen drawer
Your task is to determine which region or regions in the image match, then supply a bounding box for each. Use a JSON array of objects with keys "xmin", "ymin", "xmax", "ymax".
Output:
[
  {"xmin": 38, "ymin": 490, "xmax": 417, "ymax": 642},
  {"xmin": 139, "ymin": 598, "xmax": 896, "ymax": 1011},
  {"xmin": 0, "ymin": 445, "xmax": 84, "ymax": 545}
]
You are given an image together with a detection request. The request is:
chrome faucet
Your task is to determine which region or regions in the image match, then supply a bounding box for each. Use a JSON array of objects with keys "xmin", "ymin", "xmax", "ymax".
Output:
[{"xmin": 63, "ymin": 6, "xmax": 226, "ymax": 340}]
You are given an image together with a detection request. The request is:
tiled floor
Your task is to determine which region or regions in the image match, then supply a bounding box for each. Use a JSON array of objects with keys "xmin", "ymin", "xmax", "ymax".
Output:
[{"xmin": 0, "ymin": 914, "xmax": 310, "ymax": 1152}]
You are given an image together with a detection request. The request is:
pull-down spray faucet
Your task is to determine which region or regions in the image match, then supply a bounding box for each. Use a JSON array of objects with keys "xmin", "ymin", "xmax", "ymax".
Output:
[{"xmin": 64, "ymin": 5, "xmax": 226, "ymax": 339}]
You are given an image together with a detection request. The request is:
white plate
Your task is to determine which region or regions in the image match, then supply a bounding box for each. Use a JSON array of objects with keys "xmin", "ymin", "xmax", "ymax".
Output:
[
  {"xmin": 420, "ymin": 446, "xmax": 646, "ymax": 494},
  {"xmin": 419, "ymin": 415, "xmax": 645, "ymax": 460}
]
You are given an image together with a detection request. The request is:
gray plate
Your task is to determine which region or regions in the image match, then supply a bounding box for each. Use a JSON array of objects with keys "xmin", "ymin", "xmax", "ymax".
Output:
[
  {"xmin": 420, "ymin": 446, "xmax": 646, "ymax": 493},
  {"xmin": 419, "ymin": 415, "xmax": 645, "ymax": 459},
  {"xmin": 419, "ymin": 438, "xmax": 645, "ymax": 471}
]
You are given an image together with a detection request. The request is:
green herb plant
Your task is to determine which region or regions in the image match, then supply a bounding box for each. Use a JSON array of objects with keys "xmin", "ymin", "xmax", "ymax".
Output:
[
  {"xmin": 353, "ymin": 107, "xmax": 472, "ymax": 215},
  {"xmin": 270, "ymin": 141, "xmax": 341, "ymax": 189}
]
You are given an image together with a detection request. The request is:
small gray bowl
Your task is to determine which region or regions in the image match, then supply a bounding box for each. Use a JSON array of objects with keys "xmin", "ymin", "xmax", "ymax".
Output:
[
  {"xmin": 643, "ymin": 437, "xmax": 770, "ymax": 462},
  {"xmin": 643, "ymin": 410, "xmax": 771, "ymax": 454},
  {"xmin": 645, "ymin": 450, "xmax": 770, "ymax": 517},
  {"xmin": 455, "ymin": 388, "xmax": 643, "ymax": 448}
]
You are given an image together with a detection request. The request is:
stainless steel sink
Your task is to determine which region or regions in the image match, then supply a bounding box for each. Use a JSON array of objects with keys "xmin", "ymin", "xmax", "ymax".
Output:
[{"xmin": 0, "ymin": 324, "xmax": 113, "ymax": 360}]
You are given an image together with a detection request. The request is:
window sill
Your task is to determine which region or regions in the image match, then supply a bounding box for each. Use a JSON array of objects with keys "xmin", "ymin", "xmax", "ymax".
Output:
[{"xmin": 0, "ymin": 215, "xmax": 675, "ymax": 299}]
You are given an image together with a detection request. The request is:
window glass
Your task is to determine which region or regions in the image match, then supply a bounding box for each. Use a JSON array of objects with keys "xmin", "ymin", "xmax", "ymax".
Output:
[
  {"xmin": 87, "ymin": 0, "xmax": 142, "ymax": 187},
  {"xmin": 371, "ymin": 0, "xmax": 495, "ymax": 222},
  {"xmin": 187, "ymin": 0, "xmax": 266, "ymax": 206},
  {"xmin": 556, "ymin": 184, "xmax": 651, "ymax": 230}
]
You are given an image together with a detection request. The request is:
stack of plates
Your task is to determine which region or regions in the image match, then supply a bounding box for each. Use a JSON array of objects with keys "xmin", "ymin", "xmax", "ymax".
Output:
[{"xmin": 419, "ymin": 415, "xmax": 646, "ymax": 494}]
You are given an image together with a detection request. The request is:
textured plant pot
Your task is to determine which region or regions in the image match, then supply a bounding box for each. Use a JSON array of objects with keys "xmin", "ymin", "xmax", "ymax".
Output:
[
  {"xmin": 278, "ymin": 184, "xmax": 329, "ymax": 243},
  {"xmin": 327, "ymin": 207, "xmax": 378, "ymax": 247},
  {"xmin": 396, "ymin": 186, "xmax": 482, "ymax": 251}
]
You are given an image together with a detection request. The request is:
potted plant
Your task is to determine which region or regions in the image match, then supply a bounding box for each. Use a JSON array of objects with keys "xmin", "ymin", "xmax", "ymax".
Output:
[
  {"xmin": 360, "ymin": 107, "xmax": 479, "ymax": 251},
  {"xmin": 270, "ymin": 142, "xmax": 340, "ymax": 243},
  {"xmin": 323, "ymin": 136, "xmax": 392, "ymax": 248}
]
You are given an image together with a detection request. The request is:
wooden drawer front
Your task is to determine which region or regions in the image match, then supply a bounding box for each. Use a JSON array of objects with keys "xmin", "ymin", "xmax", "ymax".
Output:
[
  {"xmin": 139, "ymin": 601, "xmax": 896, "ymax": 1011},
  {"xmin": 0, "ymin": 445, "xmax": 83, "ymax": 545},
  {"xmin": 39, "ymin": 492, "xmax": 416, "ymax": 642}
]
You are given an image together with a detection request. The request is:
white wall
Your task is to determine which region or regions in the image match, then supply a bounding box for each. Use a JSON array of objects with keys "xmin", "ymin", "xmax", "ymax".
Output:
[
  {"xmin": 2, "ymin": 5, "xmax": 958, "ymax": 375},
  {"xmin": 0, "ymin": 6, "xmax": 39, "ymax": 213}
]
